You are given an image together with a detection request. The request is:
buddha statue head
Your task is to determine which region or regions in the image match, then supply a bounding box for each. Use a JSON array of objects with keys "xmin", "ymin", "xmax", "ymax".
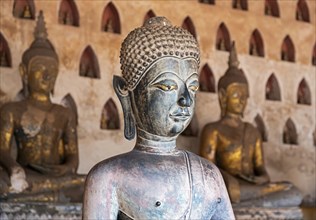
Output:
[
  {"xmin": 218, "ymin": 42, "xmax": 249, "ymax": 118},
  {"xmin": 20, "ymin": 11, "xmax": 59, "ymax": 97},
  {"xmin": 114, "ymin": 17, "xmax": 200, "ymax": 140}
]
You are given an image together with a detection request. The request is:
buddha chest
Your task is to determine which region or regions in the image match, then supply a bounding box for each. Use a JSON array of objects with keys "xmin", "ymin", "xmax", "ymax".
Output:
[{"xmin": 111, "ymin": 150, "xmax": 218, "ymax": 219}]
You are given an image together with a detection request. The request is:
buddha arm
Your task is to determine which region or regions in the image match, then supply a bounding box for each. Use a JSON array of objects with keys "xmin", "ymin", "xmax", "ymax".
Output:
[
  {"xmin": 200, "ymin": 125, "xmax": 217, "ymax": 163},
  {"xmin": 253, "ymin": 137, "xmax": 269, "ymax": 184},
  {"xmin": 62, "ymin": 111, "xmax": 79, "ymax": 173},
  {"xmin": 211, "ymin": 165, "xmax": 235, "ymax": 220},
  {"xmin": 0, "ymin": 107, "xmax": 21, "ymax": 173},
  {"xmin": 83, "ymin": 165, "xmax": 119, "ymax": 219}
]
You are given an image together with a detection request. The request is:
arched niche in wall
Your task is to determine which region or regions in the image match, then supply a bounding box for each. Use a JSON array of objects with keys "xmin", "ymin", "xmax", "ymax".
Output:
[
  {"xmin": 281, "ymin": 35, "xmax": 295, "ymax": 62},
  {"xmin": 199, "ymin": 0, "xmax": 215, "ymax": 5},
  {"xmin": 13, "ymin": 0, "xmax": 35, "ymax": 19},
  {"xmin": 296, "ymin": 0, "xmax": 310, "ymax": 22},
  {"xmin": 254, "ymin": 114, "xmax": 268, "ymax": 142},
  {"xmin": 216, "ymin": 23, "xmax": 231, "ymax": 52},
  {"xmin": 265, "ymin": 73, "xmax": 281, "ymax": 101},
  {"xmin": 232, "ymin": 0, "xmax": 248, "ymax": 10},
  {"xmin": 0, "ymin": 33, "xmax": 12, "ymax": 68},
  {"xmin": 181, "ymin": 114, "xmax": 199, "ymax": 137},
  {"xmin": 199, "ymin": 64, "xmax": 216, "ymax": 93},
  {"xmin": 143, "ymin": 9, "xmax": 156, "ymax": 25},
  {"xmin": 264, "ymin": 0, "xmax": 280, "ymax": 17},
  {"xmin": 181, "ymin": 16, "xmax": 197, "ymax": 39},
  {"xmin": 58, "ymin": 0, "xmax": 80, "ymax": 27},
  {"xmin": 249, "ymin": 29, "xmax": 264, "ymax": 57},
  {"xmin": 61, "ymin": 93, "xmax": 79, "ymax": 126},
  {"xmin": 283, "ymin": 118, "xmax": 298, "ymax": 145},
  {"xmin": 100, "ymin": 98, "xmax": 120, "ymax": 130},
  {"xmin": 101, "ymin": 2, "xmax": 121, "ymax": 34},
  {"xmin": 312, "ymin": 43, "xmax": 316, "ymax": 66},
  {"xmin": 297, "ymin": 78, "xmax": 311, "ymax": 105},
  {"xmin": 79, "ymin": 46, "xmax": 100, "ymax": 79}
]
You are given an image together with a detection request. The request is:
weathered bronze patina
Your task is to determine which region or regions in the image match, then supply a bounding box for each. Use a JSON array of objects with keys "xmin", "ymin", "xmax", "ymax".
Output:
[
  {"xmin": 0, "ymin": 11, "xmax": 85, "ymax": 202},
  {"xmin": 200, "ymin": 42, "xmax": 302, "ymax": 207},
  {"xmin": 83, "ymin": 17, "xmax": 234, "ymax": 219}
]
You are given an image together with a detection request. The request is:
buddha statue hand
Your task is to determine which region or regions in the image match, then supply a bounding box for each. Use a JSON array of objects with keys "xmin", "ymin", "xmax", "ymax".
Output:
[
  {"xmin": 9, "ymin": 166, "xmax": 29, "ymax": 193},
  {"xmin": 237, "ymin": 173, "xmax": 269, "ymax": 185},
  {"xmin": 29, "ymin": 163, "xmax": 74, "ymax": 177},
  {"xmin": 253, "ymin": 175, "xmax": 270, "ymax": 185}
]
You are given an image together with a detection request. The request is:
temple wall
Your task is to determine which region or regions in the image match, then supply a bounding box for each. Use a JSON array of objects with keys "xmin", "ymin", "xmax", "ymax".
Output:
[{"xmin": 0, "ymin": 0, "xmax": 315, "ymax": 201}]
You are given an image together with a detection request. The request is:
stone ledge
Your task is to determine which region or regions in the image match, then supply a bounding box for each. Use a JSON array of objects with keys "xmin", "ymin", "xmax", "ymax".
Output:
[
  {"xmin": 0, "ymin": 202, "xmax": 304, "ymax": 220},
  {"xmin": 233, "ymin": 206, "xmax": 303, "ymax": 220},
  {"xmin": 0, "ymin": 202, "xmax": 82, "ymax": 220}
]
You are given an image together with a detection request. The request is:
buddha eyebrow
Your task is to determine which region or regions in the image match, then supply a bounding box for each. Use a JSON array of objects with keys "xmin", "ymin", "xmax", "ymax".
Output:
[
  {"xmin": 150, "ymin": 71, "xmax": 181, "ymax": 84},
  {"xmin": 186, "ymin": 73, "xmax": 198, "ymax": 82}
]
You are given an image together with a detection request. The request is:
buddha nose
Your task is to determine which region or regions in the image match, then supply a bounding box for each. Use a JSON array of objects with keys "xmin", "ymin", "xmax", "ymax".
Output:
[
  {"xmin": 239, "ymin": 96, "xmax": 246, "ymax": 104},
  {"xmin": 177, "ymin": 87, "xmax": 192, "ymax": 107},
  {"xmin": 43, "ymin": 72, "xmax": 51, "ymax": 80}
]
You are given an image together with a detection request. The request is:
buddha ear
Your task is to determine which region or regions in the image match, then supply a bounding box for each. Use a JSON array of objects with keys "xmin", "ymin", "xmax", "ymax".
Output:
[
  {"xmin": 113, "ymin": 75, "xmax": 136, "ymax": 140},
  {"xmin": 19, "ymin": 63, "xmax": 27, "ymax": 82},
  {"xmin": 218, "ymin": 88, "xmax": 227, "ymax": 117},
  {"xmin": 19, "ymin": 63, "xmax": 29, "ymax": 97}
]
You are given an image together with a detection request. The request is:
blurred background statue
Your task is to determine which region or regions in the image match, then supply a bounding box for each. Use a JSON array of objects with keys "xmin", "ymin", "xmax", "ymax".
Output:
[
  {"xmin": 199, "ymin": 42, "xmax": 302, "ymax": 208},
  {"xmin": 0, "ymin": 11, "xmax": 85, "ymax": 202},
  {"xmin": 83, "ymin": 17, "xmax": 235, "ymax": 219}
]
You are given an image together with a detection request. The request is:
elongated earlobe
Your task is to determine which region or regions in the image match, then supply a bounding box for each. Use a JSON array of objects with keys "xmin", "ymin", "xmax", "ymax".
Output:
[
  {"xmin": 19, "ymin": 63, "xmax": 29, "ymax": 98},
  {"xmin": 113, "ymin": 75, "xmax": 136, "ymax": 140},
  {"xmin": 218, "ymin": 88, "xmax": 227, "ymax": 118}
]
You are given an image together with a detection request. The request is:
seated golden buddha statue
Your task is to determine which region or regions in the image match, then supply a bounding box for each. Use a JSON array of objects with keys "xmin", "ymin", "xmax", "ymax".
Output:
[
  {"xmin": 0, "ymin": 11, "xmax": 85, "ymax": 202},
  {"xmin": 199, "ymin": 42, "xmax": 302, "ymax": 207},
  {"xmin": 83, "ymin": 17, "xmax": 235, "ymax": 219}
]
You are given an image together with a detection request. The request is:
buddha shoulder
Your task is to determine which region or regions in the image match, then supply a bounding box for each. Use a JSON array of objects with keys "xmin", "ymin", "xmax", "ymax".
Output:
[
  {"xmin": 0, "ymin": 100, "xmax": 27, "ymax": 118},
  {"xmin": 186, "ymin": 151, "xmax": 221, "ymax": 182},
  {"xmin": 86, "ymin": 153, "xmax": 128, "ymax": 184},
  {"xmin": 52, "ymin": 103, "xmax": 71, "ymax": 113},
  {"xmin": 244, "ymin": 121, "xmax": 261, "ymax": 137},
  {"xmin": 50, "ymin": 103, "xmax": 76, "ymax": 120},
  {"xmin": 201, "ymin": 121, "xmax": 222, "ymax": 135}
]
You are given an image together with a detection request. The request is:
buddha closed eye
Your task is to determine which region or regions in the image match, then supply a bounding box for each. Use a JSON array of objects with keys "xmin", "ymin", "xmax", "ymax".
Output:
[
  {"xmin": 152, "ymin": 78, "xmax": 178, "ymax": 91},
  {"xmin": 187, "ymin": 78, "xmax": 199, "ymax": 93}
]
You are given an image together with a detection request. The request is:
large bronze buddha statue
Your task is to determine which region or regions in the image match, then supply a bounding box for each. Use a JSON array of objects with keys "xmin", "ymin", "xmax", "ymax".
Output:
[
  {"xmin": 83, "ymin": 17, "xmax": 234, "ymax": 219},
  {"xmin": 0, "ymin": 11, "xmax": 84, "ymax": 202},
  {"xmin": 199, "ymin": 42, "xmax": 302, "ymax": 207}
]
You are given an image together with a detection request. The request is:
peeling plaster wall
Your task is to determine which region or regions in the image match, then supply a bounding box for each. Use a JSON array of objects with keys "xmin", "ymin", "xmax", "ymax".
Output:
[{"xmin": 0, "ymin": 0, "xmax": 315, "ymax": 200}]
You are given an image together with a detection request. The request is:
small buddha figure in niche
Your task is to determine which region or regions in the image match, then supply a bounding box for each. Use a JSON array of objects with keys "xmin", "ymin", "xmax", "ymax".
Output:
[
  {"xmin": 199, "ymin": 42, "xmax": 302, "ymax": 207},
  {"xmin": 62, "ymin": 12, "xmax": 69, "ymax": 25},
  {"xmin": 0, "ymin": 11, "xmax": 85, "ymax": 202},
  {"xmin": 104, "ymin": 18, "xmax": 114, "ymax": 33},
  {"xmin": 217, "ymin": 38, "xmax": 226, "ymax": 51},
  {"xmin": 22, "ymin": 5, "xmax": 32, "ymax": 19},
  {"xmin": 249, "ymin": 43, "xmax": 258, "ymax": 56},
  {"xmin": 65, "ymin": 12, "xmax": 73, "ymax": 26},
  {"xmin": 265, "ymin": 5, "xmax": 271, "ymax": 16},
  {"xmin": 281, "ymin": 49, "xmax": 289, "ymax": 61},
  {"xmin": 83, "ymin": 17, "xmax": 234, "ymax": 219}
]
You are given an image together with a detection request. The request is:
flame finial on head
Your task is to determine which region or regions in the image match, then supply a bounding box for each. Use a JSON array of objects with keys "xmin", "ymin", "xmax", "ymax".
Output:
[
  {"xmin": 22, "ymin": 10, "xmax": 58, "ymax": 66},
  {"xmin": 228, "ymin": 41, "xmax": 239, "ymax": 68},
  {"xmin": 34, "ymin": 10, "xmax": 48, "ymax": 40},
  {"xmin": 217, "ymin": 41, "xmax": 248, "ymax": 96}
]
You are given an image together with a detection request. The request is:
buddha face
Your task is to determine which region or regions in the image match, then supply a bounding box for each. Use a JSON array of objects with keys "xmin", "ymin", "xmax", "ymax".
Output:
[
  {"xmin": 131, "ymin": 57, "xmax": 199, "ymax": 137},
  {"xmin": 225, "ymin": 83, "xmax": 248, "ymax": 116},
  {"xmin": 26, "ymin": 56, "xmax": 59, "ymax": 94}
]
